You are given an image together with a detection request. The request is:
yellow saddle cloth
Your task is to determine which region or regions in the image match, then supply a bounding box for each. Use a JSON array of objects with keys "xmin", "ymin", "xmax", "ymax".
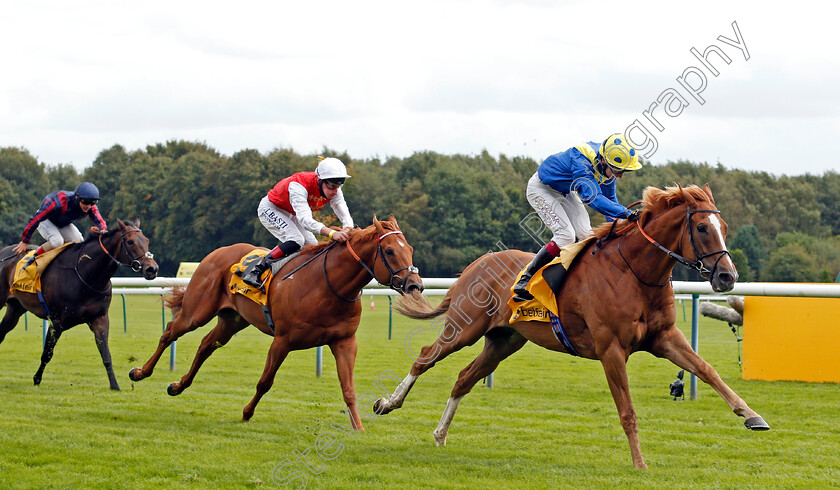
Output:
[
  {"xmin": 508, "ymin": 237, "xmax": 594, "ymax": 324},
  {"xmin": 229, "ymin": 249, "xmax": 275, "ymax": 306},
  {"xmin": 11, "ymin": 243, "xmax": 74, "ymax": 294}
]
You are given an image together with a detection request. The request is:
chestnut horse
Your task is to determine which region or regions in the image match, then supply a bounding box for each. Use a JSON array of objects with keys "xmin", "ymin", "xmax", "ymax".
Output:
[
  {"xmin": 375, "ymin": 185, "xmax": 768, "ymax": 469},
  {"xmin": 0, "ymin": 220, "xmax": 158, "ymax": 390},
  {"xmin": 129, "ymin": 215, "xmax": 423, "ymax": 430}
]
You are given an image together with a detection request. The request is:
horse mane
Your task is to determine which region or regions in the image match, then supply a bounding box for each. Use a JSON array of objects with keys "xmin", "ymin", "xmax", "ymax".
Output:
[
  {"xmin": 81, "ymin": 220, "xmax": 137, "ymax": 244},
  {"xmin": 592, "ymin": 185, "xmax": 711, "ymax": 239}
]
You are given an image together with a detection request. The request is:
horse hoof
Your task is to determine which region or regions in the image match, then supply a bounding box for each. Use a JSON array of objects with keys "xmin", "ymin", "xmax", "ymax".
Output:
[
  {"xmin": 110, "ymin": 385, "xmax": 121, "ymax": 391},
  {"xmin": 242, "ymin": 412, "xmax": 253, "ymax": 422},
  {"xmin": 128, "ymin": 368, "xmax": 143, "ymax": 382},
  {"xmin": 433, "ymin": 430, "xmax": 447, "ymax": 446},
  {"xmin": 33, "ymin": 377, "xmax": 41, "ymax": 386},
  {"xmin": 373, "ymin": 398, "xmax": 391, "ymax": 415},
  {"xmin": 167, "ymin": 383, "xmax": 180, "ymax": 396},
  {"xmin": 744, "ymin": 416, "xmax": 770, "ymax": 431}
]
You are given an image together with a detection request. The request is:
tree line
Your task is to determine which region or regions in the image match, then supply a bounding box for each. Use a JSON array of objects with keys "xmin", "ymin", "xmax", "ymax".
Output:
[{"xmin": 2, "ymin": 142, "xmax": 839, "ymax": 282}]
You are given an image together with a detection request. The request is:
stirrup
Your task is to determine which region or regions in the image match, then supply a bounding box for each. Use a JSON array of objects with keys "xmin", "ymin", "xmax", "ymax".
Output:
[
  {"xmin": 22, "ymin": 254, "xmax": 37, "ymax": 269},
  {"xmin": 512, "ymin": 289, "xmax": 534, "ymax": 302},
  {"xmin": 242, "ymin": 268, "xmax": 267, "ymax": 289}
]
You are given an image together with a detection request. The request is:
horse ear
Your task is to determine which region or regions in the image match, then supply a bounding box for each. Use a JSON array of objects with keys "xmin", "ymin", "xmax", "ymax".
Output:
[
  {"xmin": 134, "ymin": 218, "xmax": 141, "ymax": 228},
  {"xmin": 702, "ymin": 183, "xmax": 716, "ymax": 205},
  {"xmin": 373, "ymin": 215, "xmax": 384, "ymax": 233},
  {"xmin": 389, "ymin": 213, "xmax": 399, "ymax": 228},
  {"xmin": 679, "ymin": 184, "xmax": 697, "ymax": 207},
  {"xmin": 117, "ymin": 219, "xmax": 126, "ymax": 230}
]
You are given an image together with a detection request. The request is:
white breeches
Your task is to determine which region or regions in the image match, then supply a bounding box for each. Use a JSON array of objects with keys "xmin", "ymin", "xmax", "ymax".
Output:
[
  {"xmin": 37, "ymin": 220, "xmax": 83, "ymax": 251},
  {"xmin": 256, "ymin": 196, "xmax": 318, "ymax": 247},
  {"xmin": 525, "ymin": 172, "xmax": 592, "ymax": 247}
]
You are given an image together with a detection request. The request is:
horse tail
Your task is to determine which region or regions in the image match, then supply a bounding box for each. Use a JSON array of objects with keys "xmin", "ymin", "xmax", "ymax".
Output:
[
  {"xmin": 163, "ymin": 286, "xmax": 187, "ymax": 319},
  {"xmin": 394, "ymin": 292, "xmax": 451, "ymax": 320}
]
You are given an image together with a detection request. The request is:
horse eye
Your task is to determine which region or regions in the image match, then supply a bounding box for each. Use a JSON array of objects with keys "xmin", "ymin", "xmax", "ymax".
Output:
[
  {"xmin": 385, "ymin": 248, "xmax": 395, "ymax": 256},
  {"xmin": 697, "ymin": 224, "xmax": 707, "ymax": 233},
  {"xmin": 127, "ymin": 239, "xmax": 134, "ymax": 245}
]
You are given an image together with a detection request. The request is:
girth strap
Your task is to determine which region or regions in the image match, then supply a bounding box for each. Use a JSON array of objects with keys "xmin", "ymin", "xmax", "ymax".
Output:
[{"xmin": 549, "ymin": 312, "xmax": 581, "ymax": 357}]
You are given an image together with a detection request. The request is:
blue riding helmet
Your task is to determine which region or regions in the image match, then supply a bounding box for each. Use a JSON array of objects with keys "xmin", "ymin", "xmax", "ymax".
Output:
[{"xmin": 75, "ymin": 182, "xmax": 101, "ymax": 201}]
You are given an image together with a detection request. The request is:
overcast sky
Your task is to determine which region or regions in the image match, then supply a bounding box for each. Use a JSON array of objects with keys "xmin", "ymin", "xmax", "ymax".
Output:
[{"xmin": 1, "ymin": 1, "xmax": 837, "ymax": 177}]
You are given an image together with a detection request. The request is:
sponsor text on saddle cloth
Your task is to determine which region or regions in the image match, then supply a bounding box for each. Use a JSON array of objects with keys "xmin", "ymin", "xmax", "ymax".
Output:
[
  {"xmin": 11, "ymin": 243, "xmax": 74, "ymax": 294},
  {"xmin": 229, "ymin": 249, "xmax": 275, "ymax": 305},
  {"xmin": 508, "ymin": 238, "xmax": 594, "ymax": 356}
]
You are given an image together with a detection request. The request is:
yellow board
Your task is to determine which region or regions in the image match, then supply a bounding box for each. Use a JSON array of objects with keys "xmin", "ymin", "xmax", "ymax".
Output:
[
  {"xmin": 176, "ymin": 262, "xmax": 200, "ymax": 278},
  {"xmin": 743, "ymin": 296, "xmax": 840, "ymax": 383}
]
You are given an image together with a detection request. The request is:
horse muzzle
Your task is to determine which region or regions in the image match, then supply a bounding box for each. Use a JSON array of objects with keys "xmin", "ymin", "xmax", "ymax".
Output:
[
  {"xmin": 710, "ymin": 269, "xmax": 738, "ymax": 293},
  {"xmin": 390, "ymin": 266, "xmax": 423, "ymax": 295},
  {"xmin": 139, "ymin": 259, "xmax": 159, "ymax": 280}
]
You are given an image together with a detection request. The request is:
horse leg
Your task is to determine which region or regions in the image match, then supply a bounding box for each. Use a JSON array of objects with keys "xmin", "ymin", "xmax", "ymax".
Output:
[
  {"xmin": 0, "ymin": 300, "xmax": 26, "ymax": 345},
  {"xmin": 242, "ymin": 336, "xmax": 290, "ymax": 421},
  {"xmin": 329, "ymin": 336, "xmax": 364, "ymax": 432},
  {"xmin": 649, "ymin": 325, "xmax": 769, "ymax": 430},
  {"xmin": 375, "ymin": 313, "xmax": 492, "ymax": 415},
  {"xmin": 434, "ymin": 328, "xmax": 527, "ymax": 446},
  {"xmin": 599, "ymin": 342, "xmax": 647, "ymax": 469},
  {"xmin": 33, "ymin": 325, "xmax": 62, "ymax": 386},
  {"xmin": 167, "ymin": 311, "xmax": 249, "ymax": 396},
  {"xmin": 129, "ymin": 300, "xmax": 217, "ymax": 382},
  {"xmin": 89, "ymin": 315, "xmax": 120, "ymax": 391}
]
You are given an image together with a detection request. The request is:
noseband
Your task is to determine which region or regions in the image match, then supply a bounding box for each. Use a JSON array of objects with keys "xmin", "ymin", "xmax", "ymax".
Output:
[{"xmin": 621, "ymin": 205, "xmax": 732, "ymax": 287}]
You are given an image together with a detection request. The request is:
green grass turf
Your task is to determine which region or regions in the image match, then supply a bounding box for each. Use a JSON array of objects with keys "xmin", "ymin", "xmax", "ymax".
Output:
[{"xmin": 1, "ymin": 295, "xmax": 839, "ymax": 489}]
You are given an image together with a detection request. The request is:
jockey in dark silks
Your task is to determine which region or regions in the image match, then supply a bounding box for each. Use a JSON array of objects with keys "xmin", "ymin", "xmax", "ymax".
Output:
[{"xmin": 13, "ymin": 182, "xmax": 107, "ymax": 259}]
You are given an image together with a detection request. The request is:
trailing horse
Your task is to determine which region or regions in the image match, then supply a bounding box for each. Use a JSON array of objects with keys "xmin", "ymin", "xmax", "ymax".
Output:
[
  {"xmin": 129, "ymin": 215, "xmax": 423, "ymax": 430},
  {"xmin": 0, "ymin": 220, "xmax": 158, "ymax": 390},
  {"xmin": 374, "ymin": 185, "xmax": 768, "ymax": 469}
]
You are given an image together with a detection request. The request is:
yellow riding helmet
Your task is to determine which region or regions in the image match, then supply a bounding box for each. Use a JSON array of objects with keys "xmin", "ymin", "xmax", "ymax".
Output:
[{"xmin": 599, "ymin": 133, "xmax": 642, "ymax": 172}]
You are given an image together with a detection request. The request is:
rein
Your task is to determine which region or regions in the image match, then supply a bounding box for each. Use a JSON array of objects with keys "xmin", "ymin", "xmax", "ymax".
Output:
[{"xmin": 619, "ymin": 205, "xmax": 732, "ymax": 287}]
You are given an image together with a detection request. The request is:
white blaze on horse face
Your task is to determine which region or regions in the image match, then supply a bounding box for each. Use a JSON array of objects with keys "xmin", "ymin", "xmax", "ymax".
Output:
[
  {"xmin": 708, "ymin": 214, "xmax": 736, "ymax": 269},
  {"xmin": 398, "ymin": 240, "xmax": 405, "ymax": 248}
]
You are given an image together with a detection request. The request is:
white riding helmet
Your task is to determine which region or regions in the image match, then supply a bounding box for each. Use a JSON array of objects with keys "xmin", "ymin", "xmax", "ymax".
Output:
[{"xmin": 315, "ymin": 157, "xmax": 352, "ymax": 181}]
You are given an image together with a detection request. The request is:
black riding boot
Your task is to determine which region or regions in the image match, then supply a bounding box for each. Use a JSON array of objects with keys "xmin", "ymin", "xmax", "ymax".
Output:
[
  {"xmin": 241, "ymin": 254, "xmax": 280, "ymax": 289},
  {"xmin": 512, "ymin": 246, "xmax": 555, "ymax": 302}
]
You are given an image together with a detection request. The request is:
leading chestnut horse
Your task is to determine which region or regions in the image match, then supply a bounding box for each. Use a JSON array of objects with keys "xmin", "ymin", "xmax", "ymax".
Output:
[
  {"xmin": 375, "ymin": 185, "xmax": 769, "ymax": 469},
  {"xmin": 129, "ymin": 215, "xmax": 423, "ymax": 430}
]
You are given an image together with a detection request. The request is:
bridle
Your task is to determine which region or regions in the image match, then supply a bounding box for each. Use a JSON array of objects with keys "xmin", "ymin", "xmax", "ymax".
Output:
[
  {"xmin": 97, "ymin": 227, "xmax": 154, "ymax": 272},
  {"xmin": 327, "ymin": 230, "xmax": 420, "ymax": 302},
  {"xmin": 619, "ymin": 205, "xmax": 732, "ymax": 287},
  {"xmin": 75, "ymin": 227, "xmax": 154, "ymax": 293}
]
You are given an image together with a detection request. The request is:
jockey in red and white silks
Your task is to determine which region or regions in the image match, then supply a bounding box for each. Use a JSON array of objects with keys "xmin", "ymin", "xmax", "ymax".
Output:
[
  {"xmin": 513, "ymin": 134, "xmax": 643, "ymax": 301},
  {"xmin": 240, "ymin": 157, "xmax": 354, "ymax": 288}
]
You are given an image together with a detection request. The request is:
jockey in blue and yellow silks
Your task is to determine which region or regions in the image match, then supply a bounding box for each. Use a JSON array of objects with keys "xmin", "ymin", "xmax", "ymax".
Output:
[{"xmin": 513, "ymin": 133, "xmax": 643, "ymax": 301}]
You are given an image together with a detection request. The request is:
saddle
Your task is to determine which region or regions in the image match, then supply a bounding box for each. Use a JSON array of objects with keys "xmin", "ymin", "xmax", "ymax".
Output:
[
  {"xmin": 507, "ymin": 237, "xmax": 594, "ymax": 324},
  {"xmin": 11, "ymin": 243, "xmax": 74, "ymax": 294},
  {"xmin": 507, "ymin": 238, "xmax": 593, "ymax": 357},
  {"xmin": 229, "ymin": 249, "xmax": 274, "ymax": 305}
]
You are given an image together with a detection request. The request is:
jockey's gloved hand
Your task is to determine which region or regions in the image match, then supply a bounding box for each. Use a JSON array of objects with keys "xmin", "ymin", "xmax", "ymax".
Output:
[
  {"xmin": 91, "ymin": 226, "xmax": 106, "ymax": 235},
  {"xmin": 627, "ymin": 209, "xmax": 642, "ymax": 222}
]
